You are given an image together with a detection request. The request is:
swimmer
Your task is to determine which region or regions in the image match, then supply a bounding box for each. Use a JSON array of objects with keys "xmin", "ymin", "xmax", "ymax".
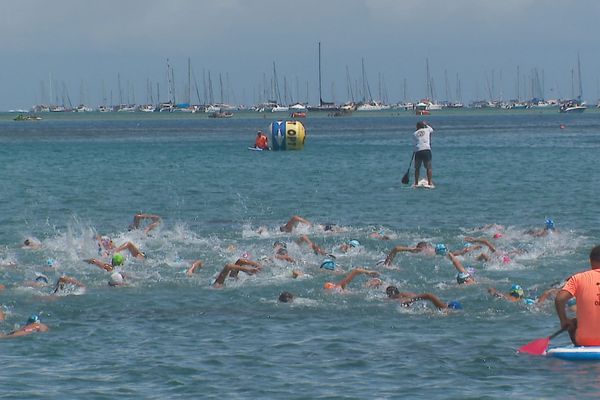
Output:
[
  {"xmin": 52, "ymin": 275, "xmax": 85, "ymax": 294},
  {"xmin": 386, "ymin": 286, "xmax": 463, "ymax": 311},
  {"xmin": 21, "ymin": 274, "xmax": 51, "ymax": 288},
  {"xmin": 339, "ymin": 239, "xmax": 361, "ymax": 253},
  {"xmin": 447, "ymin": 252, "xmax": 476, "ymax": 285},
  {"xmin": 96, "ymin": 235, "xmax": 115, "ymax": 256},
  {"xmin": 113, "ymin": 241, "xmax": 145, "ymax": 260},
  {"xmin": 323, "ymin": 268, "xmax": 379, "ymax": 291},
  {"xmin": 22, "ymin": 238, "xmax": 42, "ymax": 250},
  {"xmin": 186, "ymin": 260, "xmax": 204, "ymax": 276},
  {"xmin": 369, "ymin": 231, "xmax": 391, "ymax": 240},
  {"xmin": 383, "ymin": 241, "xmax": 435, "ymax": 266},
  {"xmin": 84, "ymin": 253, "xmax": 125, "ymax": 272},
  {"xmin": 525, "ymin": 218, "xmax": 558, "ymax": 237},
  {"xmin": 296, "ymin": 235, "xmax": 327, "ymax": 256},
  {"xmin": 487, "ymin": 284, "xmax": 536, "ymax": 305},
  {"xmin": 108, "ymin": 272, "xmax": 127, "ymax": 287},
  {"xmin": 129, "ymin": 212, "xmax": 162, "ymax": 234},
  {"xmin": 454, "ymin": 236, "xmax": 497, "ymax": 261},
  {"xmin": 278, "ymin": 291, "xmax": 294, "ymax": 303},
  {"xmin": 0, "ymin": 314, "xmax": 48, "ymax": 338},
  {"xmin": 212, "ymin": 259, "xmax": 261, "ymax": 288},
  {"xmin": 273, "ymin": 241, "xmax": 295, "ymax": 263},
  {"xmin": 279, "ymin": 215, "xmax": 311, "ymax": 233}
]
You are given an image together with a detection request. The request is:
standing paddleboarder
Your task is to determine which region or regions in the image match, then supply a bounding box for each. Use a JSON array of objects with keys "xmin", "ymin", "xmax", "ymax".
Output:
[{"xmin": 413, "ymin": 121, "xmax": 434, "ymax": 187}]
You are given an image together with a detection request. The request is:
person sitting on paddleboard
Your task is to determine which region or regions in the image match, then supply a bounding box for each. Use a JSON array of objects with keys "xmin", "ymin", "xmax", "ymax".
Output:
[
  {"xmin": 555, "ymin": 244, "xmax": 600, "ymax": 346},
  {"xmin": 254, "ymin": 130, "xmax": 270, "ymax": 150},
  {"xmin": 412, "ymin": 121, "xmax": 434, "ymax": 187}
]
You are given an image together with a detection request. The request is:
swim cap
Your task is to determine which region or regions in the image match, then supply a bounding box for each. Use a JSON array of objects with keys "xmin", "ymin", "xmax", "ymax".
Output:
[
  {"xmin": 278, "ymin": 291, "xmax": 294, "ymax": 303},
  {"xmin": 466, "ymin": 266, "xmax": 476, "ymax": 276},
  {"xmin": 320, "ymin": 259, "xmax": 336, "ymax": 271},
  {"xmin": 35, "ymin": 274, "xmax": 49, "ymax": 284},
  {"xmin": 241, "ymin": 252, "xmax": 251, "ymax": 259},
  {"xmin": 456, "ymin": 272, "xmax": 471, "ymax": 284},
  {"xmin": 27, "ymin": 314, "xmax": 39, "ymax": 324},
  {"xmin": 386, "ymin": 285, "xmax": 400, "ymax": 297},
  {"xmin": 493, "ymin": 233, "xmax": 503, "ymax": 239},
  {"xmin": 273, "ymin": 241, "xmax": 287, "ymax": 249},
  {"xmin": 545, "ymin": 218, "xmax": 555, "ymax": 230},
  {"xmin": 323, "ymin": 282, "xmax": 337, "ymax": 290},
  {"xmin": 447, "ymin": 300, "xmax": 463, "ymax": 310},
  {"xmin": 501, "ymin": 255, "xmax": 511, "ymax": 264},
  {"xmin": 348, "ymin": 239, "xmax": 360, "ymax": 248},
  {"xmin": 435, "ymin": 244, "xmax": 448, "ymax": 256},
  {"xmin": 46, "ymin": 258, "xmax": 56, "ymax": 267},
  {"xmin": 567, "ymin": 297, "xmax": 577, "ymax": 307},
  {"xmin": 111, "ymin": 253, "xmax": 124, "ymax": 266},
  {"xmin": 109, "ymin": 272, "xmax": 124, "ymax": 286},
  {"xmin": 463, "ymin": 243, "xmax": 472, "ymax": 248},
  {"xmin": 523, "ymin": 298, "xmax": 536, "ymax": 305},
  {"xmin": 510, "ymin": 284, "xmax": 524, "ymax": 298}
]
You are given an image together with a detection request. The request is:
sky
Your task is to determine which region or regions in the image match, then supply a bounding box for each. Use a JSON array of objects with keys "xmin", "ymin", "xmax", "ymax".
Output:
[{"xmin": 1, "ymin": 0, "xmax": 599, "ymax": 110}]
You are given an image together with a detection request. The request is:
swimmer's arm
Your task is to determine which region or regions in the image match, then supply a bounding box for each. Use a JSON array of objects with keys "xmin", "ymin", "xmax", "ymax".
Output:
[
  {"xmin": 447, "ymin": 253, "xmax": 467, "ymax": 274},
  {"xmin": 84, "ymin": 259, "xmax": 113, "ymax": 272},
  {"xmin": 464, "ymin": 237, "xmax": 496, "ymax": 252},
  {"xmin": 555, "ymin": 290, "xmax": 575, "ymax": 328},
  {"xmin": 186, "ymin": 260, "xmax": 204, "ymax": 276},
  {"xmin": 487, "ymin": 287, "xmax": 510, "ymax": 300},
  {"xmin": 57, "ymin": 276, "xmax": 85, "ymax": 287},
  {"xmin": 275, "ymin": 254, "xmax": 295, "ymax": 263},
  {"xmin": 338, "ymin": 268, "xmax": 378, "ymax": 289},
  {"xmin": 235, "ymin": 258, "xmax": 261, "ymax": 268},
  {"xmin": 537, "ymin": 287, "xmax": 559, "ymax": 304},
  {"xmin": 450, "ymin": 244, "xmax": 483, "ymax": 256},
  {"xmin": 410, "ymin": 293, "xmax": 447, "ymax": 310},
  {"xmin": 384, "ymin": 246, "xmax": 416, "ymax": 266}
]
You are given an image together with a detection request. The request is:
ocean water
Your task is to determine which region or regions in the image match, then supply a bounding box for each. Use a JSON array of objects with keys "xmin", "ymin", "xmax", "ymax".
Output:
[{"xmin": 0, "ymin": 110, "xmax": 599, "ymax": 399}]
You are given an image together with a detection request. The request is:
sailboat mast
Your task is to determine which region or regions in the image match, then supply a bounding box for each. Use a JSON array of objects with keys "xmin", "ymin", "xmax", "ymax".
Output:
[
  {"xmin": 318, "ymin": 42, "xmax": 323, "ymax": 106},
  {"xmin": 577, "ymin": 53, "xmax": 583, "ymax": 102}
]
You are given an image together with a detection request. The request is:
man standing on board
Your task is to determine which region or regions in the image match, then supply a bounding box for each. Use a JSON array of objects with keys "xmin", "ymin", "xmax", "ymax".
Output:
[
  {"xmin": 555, "ymin": 245, "xmax": 600, "ymax": 346},
  {"xmin": 413, "ymin": 121, "xmax": 434, "ymax": 187}
]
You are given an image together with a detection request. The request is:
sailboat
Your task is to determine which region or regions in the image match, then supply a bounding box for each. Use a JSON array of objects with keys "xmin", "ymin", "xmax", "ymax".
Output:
[
  {"xmin": 560, "ymin": 54, "xmax": 586, "ymax": 113},
  {"xmin": 307, "ymin": 42, "xmax": 338, "ymax": 112}
]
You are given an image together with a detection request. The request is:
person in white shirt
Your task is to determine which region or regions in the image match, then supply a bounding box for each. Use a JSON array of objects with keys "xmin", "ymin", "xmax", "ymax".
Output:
[{"xmin": 413, "ymin": 121, "xmax": 434, "ymax": 186}]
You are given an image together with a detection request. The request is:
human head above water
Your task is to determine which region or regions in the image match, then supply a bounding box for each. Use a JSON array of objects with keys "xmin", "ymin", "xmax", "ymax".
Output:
[
  {"xmin": 416, "ymin": 121, "xmax": 427, "ymax": 129},
  {"xmin": 386, "ymin": 285, "xmax": 400, "ymax": 298},
  {"xmin": 111, "ymin": 253, "xmax": 124, "ymax": 267},
  {"xmin": 278, "ymin": 291, "xmax": 294, "ymax": 303}
]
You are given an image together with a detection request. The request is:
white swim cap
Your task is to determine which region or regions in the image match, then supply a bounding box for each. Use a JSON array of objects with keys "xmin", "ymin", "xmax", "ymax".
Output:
[{"xmin": 109, "ymin": 272, "xmax": 124, "ymax": 286}]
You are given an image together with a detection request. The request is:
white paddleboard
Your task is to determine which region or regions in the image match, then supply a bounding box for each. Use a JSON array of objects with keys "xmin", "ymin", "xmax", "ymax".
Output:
[
  {"xmin": 546, "ymin": 346, "xmax": 600, "ymax": 360},
  {"xmin": 412, "ymin": 179, "xmax": 435, "ymax": 189},
  {"xmin": 248, "ymin": 147, "xmax": 263, "ymax": 151}
]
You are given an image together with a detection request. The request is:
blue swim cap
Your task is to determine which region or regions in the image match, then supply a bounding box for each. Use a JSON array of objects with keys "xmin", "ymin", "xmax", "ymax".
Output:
[
  {"xmin": 35, "ymin": 275, "xmax": 49, "ymax": 283},
  {"xmin": 456, "ymin": 272, "xmax": 471, "ymax": 284},
  {"xmin": 27, "ymin": 314, "xmax": 39, "ymax": 324},
  {"xmin": 463, "ymin": 243, "xmax": 472, "ymax": 248},
  {"xmin": 435, "ymin": 243, "xmax": 448, "ymax": 255},
  {"xmin": 447, "ymin": 300, "xmax": 463, "ymax": 310},
  {"xmin": 510, "ymin": 284, "xmax": 524, "ymax": 298},
  {"xmin": 348, "ymin": 239, "xmax": 360, "ymax": 248},
  {"xmin": 320, "ymin": 259, "xmax": 336, "ymax": 271},
  {"xmin": 545, "ymin": 218, "xmax": 555, "ymax": 230},
  {"xmin": 523, "ymin": 298, "xmax": 536, "ymax": 305},
  {"xmin": 46, "ymin": 258, "xmax": 55, "ymax": 267}
]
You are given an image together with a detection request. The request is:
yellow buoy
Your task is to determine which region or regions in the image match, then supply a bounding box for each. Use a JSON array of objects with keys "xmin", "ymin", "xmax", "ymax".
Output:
[{"xmin": 270, "ymin": 120, "xmax": 306, "ymax": 150}]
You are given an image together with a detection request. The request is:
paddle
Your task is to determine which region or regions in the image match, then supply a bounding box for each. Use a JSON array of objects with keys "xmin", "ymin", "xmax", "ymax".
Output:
[
  {"xmin": 518, "ymin": 328, "xmax": 566, "ymax": 355},
  {"xmin": 401, "ymin": 152, "xmax": 415, "ymax": 185}
]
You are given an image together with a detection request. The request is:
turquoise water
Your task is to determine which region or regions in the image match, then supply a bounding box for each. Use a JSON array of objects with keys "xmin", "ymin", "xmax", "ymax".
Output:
[{"xmin": 1, "ymin": 110, "xmax": 600, "ymax": 399}]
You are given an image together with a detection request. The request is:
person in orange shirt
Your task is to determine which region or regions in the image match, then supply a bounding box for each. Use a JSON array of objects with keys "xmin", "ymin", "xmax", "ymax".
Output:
[
  {"xmin": 555, "ymin": 245, "xmax": 600, "ymax": 346},
  {"xmin": 254, "ymin": 130, "xmax": 270, "ymax": 150}
]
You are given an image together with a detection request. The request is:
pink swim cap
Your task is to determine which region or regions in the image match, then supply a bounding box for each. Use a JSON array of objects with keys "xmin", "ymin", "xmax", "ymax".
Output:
[
  {"xmin": 493, "ymin": 233, "xmax": 503, "ymax": 239},
  {"xmin": 502, "ymin": 255, "xmax": 511, "ymax": 264}
]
